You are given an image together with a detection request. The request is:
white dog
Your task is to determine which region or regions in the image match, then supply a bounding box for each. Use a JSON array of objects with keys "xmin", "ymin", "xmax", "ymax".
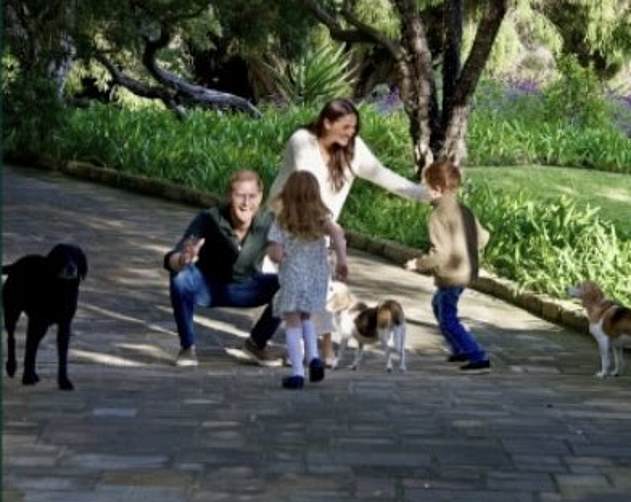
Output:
[
  {"xmin": 327, "ymin": 281, "xmax": 407, "ymax": 372},
  {"xmin": 568, "ymin": 281, "xmax": 631, "ymax": 377}
]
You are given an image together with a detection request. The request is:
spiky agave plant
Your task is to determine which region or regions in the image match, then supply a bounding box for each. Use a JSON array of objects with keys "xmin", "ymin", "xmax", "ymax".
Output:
[{"xmin": 266, "ymin": 41, "xmax": 357, "ymax": 105}]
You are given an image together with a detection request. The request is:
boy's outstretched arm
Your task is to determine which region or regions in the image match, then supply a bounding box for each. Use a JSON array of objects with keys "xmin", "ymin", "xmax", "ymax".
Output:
[{"xmin": 404, "ymin": 216, "xmax": 447, "ymax": 273}]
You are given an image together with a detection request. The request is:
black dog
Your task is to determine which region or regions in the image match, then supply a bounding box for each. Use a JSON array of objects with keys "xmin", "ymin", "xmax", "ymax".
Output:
[{"xmin": 3, "ymin": 244, "xmax": 87, "ymax": 390}]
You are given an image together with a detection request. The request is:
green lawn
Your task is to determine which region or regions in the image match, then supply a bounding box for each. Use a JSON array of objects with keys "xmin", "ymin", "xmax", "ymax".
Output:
[{"xmin": 467, "ymin": 165, "xmax": 631, "ymax": 238}]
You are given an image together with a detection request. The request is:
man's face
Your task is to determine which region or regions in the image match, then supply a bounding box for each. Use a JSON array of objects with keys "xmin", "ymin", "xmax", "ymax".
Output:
[{"xmin": 229, "ymin": 180, "xmax": 262, "ymax": 227}]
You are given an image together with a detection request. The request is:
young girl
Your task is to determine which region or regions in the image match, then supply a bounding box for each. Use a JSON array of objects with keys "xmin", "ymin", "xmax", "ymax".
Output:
[{"xmin": 268, "ymin": 171, "xmax": 348, "ymax": 389}]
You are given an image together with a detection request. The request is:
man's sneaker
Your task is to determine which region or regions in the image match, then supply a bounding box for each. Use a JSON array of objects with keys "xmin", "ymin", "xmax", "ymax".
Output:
[
  {"xmin": 460, "ymin": 360, "xmax": 491, "ymax": 373},
  {"xmin": 175, "ymin": 346, "xmax": 198, "ymax": 367},
  {"xmin": 282, "ymin": 375, "xmax": 304, "ymax": 389},
  {"xmin": 309, "ymin": 358, "xmax": 325, "ymax": 383},
  {"xmin": 447, "ymin": 353, "xmax": 469, "ymax": 363},
  {"xmin": 242, "ymin": 338, "xmax": 283, "ymax": 367}
]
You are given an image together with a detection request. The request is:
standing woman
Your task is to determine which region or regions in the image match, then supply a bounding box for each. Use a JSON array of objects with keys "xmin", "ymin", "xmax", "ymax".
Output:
[{"xmin": 243, "ymin": 98, "xmax": 431, "ymax": 366}]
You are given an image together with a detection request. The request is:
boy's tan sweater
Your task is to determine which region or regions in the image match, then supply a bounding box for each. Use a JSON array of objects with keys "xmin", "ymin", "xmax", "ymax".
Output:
[{"xmin": 412, "ymin": 192, "xmax": 490, "ymax": 288}]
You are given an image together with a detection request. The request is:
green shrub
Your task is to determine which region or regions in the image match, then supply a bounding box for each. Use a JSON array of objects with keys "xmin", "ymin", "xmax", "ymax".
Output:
[
  {"xmin": 467, "ymin": 115, "xmax": 631, "ymax": 172},
  {"xmin": 543, "ymin": 56, "xmax": 610, "ymax": 130},
  {"xmin": 463, "ymin": 183, "xmax": 631, "ymax": 304},
  {"xmin": 466, "ymin": 68, "xmax": 631, "ymax": 173},
  {"xmin": 3, "ymin": 74, "xmax": 68, "ymax": 156}
]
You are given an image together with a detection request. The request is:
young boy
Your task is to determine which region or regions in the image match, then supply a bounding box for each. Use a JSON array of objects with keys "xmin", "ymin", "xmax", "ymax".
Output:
[{"xmin": 405, "ymin": 160, "xmax": 491, "ymax": 373}]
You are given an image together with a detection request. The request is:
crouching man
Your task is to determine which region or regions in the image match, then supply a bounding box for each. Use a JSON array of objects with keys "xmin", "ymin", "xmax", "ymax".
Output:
[{"xmin": 164, "ymin": 169, "xmax": 282, "ymax": 366}]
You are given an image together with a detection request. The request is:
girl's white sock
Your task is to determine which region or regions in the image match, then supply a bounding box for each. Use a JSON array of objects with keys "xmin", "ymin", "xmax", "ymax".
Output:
[
  {"xmin": 302, "ymin": 319, "xmax": 319, "ymax": 364},
  {"xmin": 285, "ymin": 326, "xmax": 304, "ymax": 377}
]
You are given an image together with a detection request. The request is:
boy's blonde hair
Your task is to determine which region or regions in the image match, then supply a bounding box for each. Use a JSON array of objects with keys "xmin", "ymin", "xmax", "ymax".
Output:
[
  {"xmin": 422, "ymin": 159, "xmax": 461, "ymax": 192},
  {"xmin": 275, "ymin": 171, "xmax": 330, "ymax": 240}
]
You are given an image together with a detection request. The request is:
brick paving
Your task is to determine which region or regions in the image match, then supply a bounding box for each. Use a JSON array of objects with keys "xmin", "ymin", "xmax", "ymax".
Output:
[{"xmin": 2, "ymin": 165, "xmax": 631, "ymax": 501}]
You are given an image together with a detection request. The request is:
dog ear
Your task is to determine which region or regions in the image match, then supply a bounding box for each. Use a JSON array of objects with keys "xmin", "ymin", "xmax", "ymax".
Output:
[
  {"xmin": 73, "ymin": 246, "xmax": 88, "ymax": 280},
  {"xmin": 46, "ymin": 244, "xmax": 69, "ymax": 277},
  {"xmin": 354, "ymin": 307, "xmax": 377, "ymax": 337},
  {"xmin": 352, "ymin": 301, "xmax": 369, "ymax": 312},
  {"xmin": 583, "ymin": 281, "xmax": 603, "ymax": 303},
  {"xmin": 327, "ymin": 281, "xmax": 354, "ymax": 312}
]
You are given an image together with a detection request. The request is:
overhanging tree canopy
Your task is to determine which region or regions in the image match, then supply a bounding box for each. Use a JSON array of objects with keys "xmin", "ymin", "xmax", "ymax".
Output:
[{"xmin": 297, "ymin": 0, "xmax": 509, "ymax": 173}]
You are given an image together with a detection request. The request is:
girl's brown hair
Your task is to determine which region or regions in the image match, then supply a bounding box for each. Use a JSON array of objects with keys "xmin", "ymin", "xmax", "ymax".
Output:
[
  {"xmin": 306, "ymin": 98, "xmax": 360, "ymax": 192},
  {"xmin": 275, "ymin": 171, "xmax": 331, "ymax": 240},
  {"xmin": 422, "ymin": 159, "xmax": 461, "ymax": 192}
]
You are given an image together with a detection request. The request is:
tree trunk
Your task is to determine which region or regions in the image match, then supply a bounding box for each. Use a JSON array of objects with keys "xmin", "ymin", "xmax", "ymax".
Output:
[
  {"xmin": 440, "ymin": 104, "xmax": 470, "ymax": 166},
  {"xmin": 47, "ymin": 33, "xmax": 76, "ymax": 100},
  {"xmin": 393, "ymin": 0, "xmax": 435, "ymax": 175},
  {"xmin": 5, "ymin": 0, "xmax": 77, "ymax": 103},
  {"xmin": 441, "ymin": 0, "xmax": 463, "ymax": 137},
  {"xmin": 439, "ymin": 0, "xmax": 508, "ymax": 165}
]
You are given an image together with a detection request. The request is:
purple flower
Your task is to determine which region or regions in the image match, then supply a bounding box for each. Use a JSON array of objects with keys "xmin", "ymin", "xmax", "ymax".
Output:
[
  {"xmin": 607, "ymin": 92, "xmax": 631, "ymax": 137},
  {"xmin": 504, "ymin": 77, "xmax": 540, "ymax": 98},
  {"xmin": 370, "ymin": 84, "xmax": 403, "ymax": 115}
]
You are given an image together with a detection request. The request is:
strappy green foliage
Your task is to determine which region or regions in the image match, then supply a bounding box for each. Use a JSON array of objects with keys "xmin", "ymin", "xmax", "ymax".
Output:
[{"xmin": 265, "ymin": 42, "xmax": 356, "ymax": 105}]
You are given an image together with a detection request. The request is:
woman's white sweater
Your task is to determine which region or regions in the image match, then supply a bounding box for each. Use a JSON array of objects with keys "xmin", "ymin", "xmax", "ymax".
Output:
[{"xmin": 268, "ymin": 128, "xmax": 430, "ymax": 220}]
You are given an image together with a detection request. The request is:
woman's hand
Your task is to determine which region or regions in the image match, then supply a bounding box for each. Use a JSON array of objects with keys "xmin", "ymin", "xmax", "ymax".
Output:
[
  {"xmin": 267, "ymin": 242, "xmax": 285, "ymax": 264},
  {"xmin": 335, "ymin": 261, "xmax": 349, "ymax": 282}
]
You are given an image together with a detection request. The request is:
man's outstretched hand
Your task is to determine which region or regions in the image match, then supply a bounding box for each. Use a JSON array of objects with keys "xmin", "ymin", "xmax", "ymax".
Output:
[{"xmin": 176, "ymin": 236, "xmax": 206, "ymax": 270}]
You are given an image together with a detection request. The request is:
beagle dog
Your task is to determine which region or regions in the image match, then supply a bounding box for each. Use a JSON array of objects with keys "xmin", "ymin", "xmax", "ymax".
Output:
[
  {"xmin": 568, "ymin": 281, "xmax": 631, "ymax": 377},
  {"xmin": 327, "ymin": 281, "xmax": 407, "ymax": 372}
]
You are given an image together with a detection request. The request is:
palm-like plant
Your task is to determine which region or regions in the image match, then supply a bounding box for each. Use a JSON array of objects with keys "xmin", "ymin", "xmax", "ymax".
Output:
[{"xmin": 266, "ymin": 42, "xmax": 356, "ymax": 105}]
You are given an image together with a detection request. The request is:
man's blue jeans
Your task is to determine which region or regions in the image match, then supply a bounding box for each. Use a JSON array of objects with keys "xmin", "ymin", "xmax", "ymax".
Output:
[
  {"xmin": 170, "ymin": 265, "xmax": 280, "ymax": 349},
  {"xmin": 432, "ymin": 286, "xmax": 487, "ymax": 363}
]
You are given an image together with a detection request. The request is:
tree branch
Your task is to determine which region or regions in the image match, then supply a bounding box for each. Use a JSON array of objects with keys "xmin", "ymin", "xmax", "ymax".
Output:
[
  {"xmin": 94, "ymin": 53, "xmax": 186, "ymax": 119},
  {"xmin": 339, "ymin": 7, "xmax": 401, "ymax": 58},
  {"xmin": 95, "ymin": 54, "xmax": 171, "ymax": 100},
  {"xmin": 453, "ymin": 0, "xmax": 508, "ymax": 105},
  {"xmin": 142, "ymin": 26, "xmax": 261, "ymax": 117},
  {"xmin": 296, "ymin": 0, "xmax": 377, "ymax": 44}
]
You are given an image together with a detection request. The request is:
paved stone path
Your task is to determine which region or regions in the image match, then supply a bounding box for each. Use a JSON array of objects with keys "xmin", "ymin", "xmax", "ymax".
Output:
[{"xmin": 2, "ymin": 165, "xmax": 631, "ymax": 502}]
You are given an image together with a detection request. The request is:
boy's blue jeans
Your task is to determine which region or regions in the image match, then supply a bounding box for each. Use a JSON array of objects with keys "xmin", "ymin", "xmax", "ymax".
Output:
[
  {"xmin": 432, "ymin": 286, "xmax": 487, "ymax": 363},
  {"xmin": 170, "ymin": 265, "xmax": 280, "ymax": 349}
]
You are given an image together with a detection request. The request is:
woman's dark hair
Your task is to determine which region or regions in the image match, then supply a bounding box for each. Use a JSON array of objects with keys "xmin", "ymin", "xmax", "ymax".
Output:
[{"xmin": 306, "ymin": 98, "xmax": 360, "ymax": 192}]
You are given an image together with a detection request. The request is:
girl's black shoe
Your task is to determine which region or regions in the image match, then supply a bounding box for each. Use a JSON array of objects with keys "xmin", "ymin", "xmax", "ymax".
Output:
[
  {"xmin": 309, "ymin": 358, "xmax": 325, "ymax": 382},
  {"xmin": 282, "ymin": 375, "xmax": 304, "ymax": 389}
]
